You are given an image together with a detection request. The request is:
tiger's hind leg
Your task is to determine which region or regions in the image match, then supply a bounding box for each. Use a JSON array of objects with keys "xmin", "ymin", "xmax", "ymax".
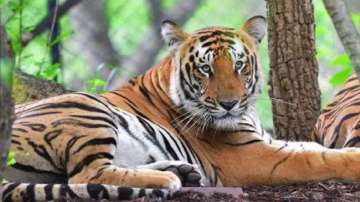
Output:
[{"xmin": 136, "ymin": 161, "xmax": 203, "ymax": 187}]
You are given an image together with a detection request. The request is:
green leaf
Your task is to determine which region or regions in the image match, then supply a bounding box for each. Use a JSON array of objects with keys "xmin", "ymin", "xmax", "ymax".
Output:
[
  {"xmin": 40, "ymin": 63, "xmax": 60, "ymax": 80},
  {"xmin": 87, "ymin": 78, "xmax": 106, "ymax": 93},
  {"xmin": 6, "ymin": 151, "xmax": 16, "ymax": 166},
  {"xmin": 330, "ymin": 54, "xmax": 350, "ymax": 67},
  {"xmin": 329, "ymin": 67, "xmax": 353, "ymax": 86}
]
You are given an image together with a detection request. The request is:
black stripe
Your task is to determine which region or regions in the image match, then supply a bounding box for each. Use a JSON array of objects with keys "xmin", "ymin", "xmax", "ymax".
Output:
[
  {"xmin": 12, "ymin": 128, "xmax": 28, "ymax": 133},
  {"xmin": 236, "ymin": 129, "xmax": 257, "ymax": 133},
  {"xmin": 44, "ymin": 129, "xmax": 63, "ymax": 149},
  {"xmin": 11, "ymin": 139, "xmax": 21, "ymax": 145},
  {"xmin": 70, "ymin": 115, "xmax": 118, "ymax": 129},
  {"xmin": 72, "ymin": 137, "xmax": 117, "ymax": 154},
  {"xmin": 87, "ymin": 184, "xmax": 110, "ymax": 199},
  {"xmin": 344, "ymin": 136, "xmax": 360, "ymax": 147},
  {"xmin": 161, "ymin": 129, "xmax": 185, "ymax": 160},
  {"xmin": 159, "ymin": 131, "xmax": 180, "ymax": 160},
  {"xmin": 51, "ymin": 118, "xmax": 113, "ymax": 130},
  {"xmin": 68, "ymin": 152, "xmax": 114, "ymax": 178},
  {"xmin": 23, "ymin": 184, "xmax": 36, "ymax": 202},
  {"xmin": 22, "ymin": 123, "xmax": 46, "ymax": 132},
  {"xmin": 65, "ymin": 135, "xmax": 87, "ymax": 168},
  {"xmin": 73, "ymin": 92, "xmax": 114, "ymax": 112},
  {"xmin": 336, "ymin": 85, "xmax": 360, "ymax": 97},
  {"xmin": 44, "ymin": 184, "xmax": 54, "ymax": 201},
  {"xmin": 36, "ymin": 101, "xmax": 111, "ymax": 116},
  {"xmin": 138, "ymin": 77, "xmax": 155, "ymax": 105},
  {"xmin": 270, "ymin": 151, "xmax": 293, "ymax": 175},
  {"xmin": 330, "ymin": 112, "xmax": 359, "ymax": 148},
  {"xmin": 117, "ymin": 187, "xmax": 134, "ymax": 200},
  {"xmin": 2, "ymin": 183, "xmax": 20, "ymax": 202},
  {"xmin": 27, "ymin": 140, "xmax": 63, "ymax": 172},
  {"xmin": 224, "ymin": 139, "xmax": 263, "ymax": 146},
  {"xmin": 109, "ymin": 91, "xmax": 138, "ymax": 107},
  {"xmin": 137, "ymin": 117, "xmax": 170, "ymax": 158},
  {"xmin": 11, "ymin": 163, "xmax": 65, "ymax": 179},
  {"xmin": 152, "ymin": 189, "xmax": 165, "ymax": 198},
  {"xmin": 19, "ymin": 111, "xmax": 61, "ymax": 119},
  {"xmin": 58, "ymin": 184, "xmax": 79, "ymax": 199}
]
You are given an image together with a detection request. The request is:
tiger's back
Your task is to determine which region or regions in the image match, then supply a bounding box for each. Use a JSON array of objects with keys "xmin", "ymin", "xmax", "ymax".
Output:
[{"xmin": 313, "ymin": 75, "xmax": 360, "ymax": 148}]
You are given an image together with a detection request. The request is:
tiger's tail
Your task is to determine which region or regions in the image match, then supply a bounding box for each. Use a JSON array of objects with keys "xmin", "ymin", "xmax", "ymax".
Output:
[{"xmin": 2, "ymin": 183, "xmax": 171, "ymax": 202}]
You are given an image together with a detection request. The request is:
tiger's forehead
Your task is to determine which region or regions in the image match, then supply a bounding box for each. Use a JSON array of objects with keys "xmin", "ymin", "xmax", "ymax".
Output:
[
  {"xmin": 181, "ymin": 27, "xmax": 249, "ymax": 60},
  {"xmin": 186, "ymin": 26, "xmax": 257, "ymax": 52}
]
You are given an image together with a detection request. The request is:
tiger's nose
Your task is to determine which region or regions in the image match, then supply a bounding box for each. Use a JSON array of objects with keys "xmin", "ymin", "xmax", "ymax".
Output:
[{"xmin": 219, "ymin": 100, "xmax": 238, "ymax": 111}]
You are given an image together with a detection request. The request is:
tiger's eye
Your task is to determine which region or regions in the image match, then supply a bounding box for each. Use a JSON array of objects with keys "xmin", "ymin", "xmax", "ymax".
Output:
[
  {"xmin": 235, "ymin": 61, "xmax": 243, "ymax": 67},
  {"xmin": 200, "ymin": 65, "xmax": 211, "ymax": 74}
]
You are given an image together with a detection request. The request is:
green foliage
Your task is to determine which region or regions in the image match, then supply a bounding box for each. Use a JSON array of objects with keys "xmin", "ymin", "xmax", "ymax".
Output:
[
  {"xmin": 329, "ymin": 54, "xmax": 353, "ymax": 86},
  {"xmin": 86, "ymin": 77, "xmax": 106, "ymax": 93},
  {"xmin": 6, "ymin": 151, "xmax": 16, "ymax": 166},
  {"xmin": 38, "ymin": 63, "xmax": 60, "ymax": 81},
  {"xmin": 0, "ymin": 59, "xmax": 13, "ymax": 87},
  {"xmin": 2, "ymin": 151, "xmax": 16, "ymax": 184}
]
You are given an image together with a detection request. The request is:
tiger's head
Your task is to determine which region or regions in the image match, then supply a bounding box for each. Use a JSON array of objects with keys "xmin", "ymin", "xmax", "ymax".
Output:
[{"xmin": 161, "ymin": 16, "xmax": 266, "ymax": 131}]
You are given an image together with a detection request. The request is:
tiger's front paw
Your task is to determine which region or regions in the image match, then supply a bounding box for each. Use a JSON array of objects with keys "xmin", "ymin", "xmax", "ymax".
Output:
[
  {"xmin": 160, "ymin": 171, "xmax": 182, "ymax": 190},
  {"xmin": 138, "ymin": 160, "xmax": 203, "ymax": 187},
  {"xmin": 162, "ymin": 163, "xmax": 202, "ymax": 187}
]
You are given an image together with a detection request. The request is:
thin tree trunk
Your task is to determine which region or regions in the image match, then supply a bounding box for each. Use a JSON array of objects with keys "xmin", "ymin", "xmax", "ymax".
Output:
[
  {"xmin": 68, "ymin": 0, "xmax": 120, "ymax": 89},
  {"xmin": 48, "ymin": 0, "xmax": 62, "ymax": 81},
  {"xmin": 323, "ymin": 0, "xmax": 360, "ymax": 80},
  {"xmin": 21, "ymin": 0, "xmax": 82, "ymax": 46},
  {"xmin": 0, "ymin": 24, "xmax": 14, "ymax": 193},
  {"xmin": 267, "ymin": 0, "xmax": 321, "ymax": 141}
]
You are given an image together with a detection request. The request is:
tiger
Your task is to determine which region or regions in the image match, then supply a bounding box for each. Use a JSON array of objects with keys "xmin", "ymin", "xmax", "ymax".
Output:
[
  {"xmin": 313, "ymin": 74, "xmax": 360, "ymax": 148},
  {"xmin": 4, "ymin": 16, "xmax": 360, "ymax": 202}
]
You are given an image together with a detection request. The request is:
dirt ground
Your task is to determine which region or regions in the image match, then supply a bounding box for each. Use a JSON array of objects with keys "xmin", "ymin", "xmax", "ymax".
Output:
[
  {"xmin": 74, "ymin": 181, "xmax": 360, "ymax": 202},
  {"xmin": 125, "ymin": 181, "xmax": 360, "ymax": 202}
]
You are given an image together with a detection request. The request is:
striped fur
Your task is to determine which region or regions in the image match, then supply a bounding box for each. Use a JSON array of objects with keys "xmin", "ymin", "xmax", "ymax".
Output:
[
  {"xmin": 5, "ymin": 16, "xmax": 360, "ymax": 201},
  {"xmin": 313, "ymin": 74, "xmax": 360, "ymax": 148}
]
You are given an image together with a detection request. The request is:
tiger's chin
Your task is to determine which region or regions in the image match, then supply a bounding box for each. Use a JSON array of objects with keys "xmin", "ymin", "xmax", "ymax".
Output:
[{"xmin": 209, "ymin": 115, "xmax": 244, "ymax": 132}]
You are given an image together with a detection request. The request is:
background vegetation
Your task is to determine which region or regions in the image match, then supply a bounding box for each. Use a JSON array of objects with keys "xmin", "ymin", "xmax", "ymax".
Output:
[{"xmin": 1, "ymin": 0, "xmax": 360, "ymax": 129}]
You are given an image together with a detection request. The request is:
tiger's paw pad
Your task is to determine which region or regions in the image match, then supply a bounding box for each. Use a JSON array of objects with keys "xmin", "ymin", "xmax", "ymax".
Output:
[{"xmin": 163, "ymin": 164, "xmax": 202, "ymax": 187}]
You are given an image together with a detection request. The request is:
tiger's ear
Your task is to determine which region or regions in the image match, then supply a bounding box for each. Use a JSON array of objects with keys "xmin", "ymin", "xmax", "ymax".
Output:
[
  {"xmin": 242, "ymin": 16, "xmax": 267, "ymax": 44},
  {"xmin": 161, "ymin": 20, "xmax": 189, "ymax": 51}
]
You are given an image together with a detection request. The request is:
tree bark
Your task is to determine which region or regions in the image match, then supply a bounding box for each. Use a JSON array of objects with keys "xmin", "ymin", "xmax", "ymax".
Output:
[
  {"xmin": 0, "ymin": 24, "xmax": 14, "ymax": 193},
  {"xmin": 323, "ymin": 0, "xmax": 360, "ymax": 80},
  {"xmin": 13, "ymin": 70, "xmax": 69, "ymax": 104},
  {"xmin": 267, "ymin": 0, "xmax": 321, "ymax": 141}
]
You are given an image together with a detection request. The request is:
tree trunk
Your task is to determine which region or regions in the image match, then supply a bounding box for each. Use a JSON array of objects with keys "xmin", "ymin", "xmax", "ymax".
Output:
[
  {"xmin": 68, "ymin": 0, "xmax": 120, "ymax": 89},
  {"xmin": 324, "ymin": 0, "xmax": 360, "ymax": 80},
  {"xmin": 267, "ymin": 0, "xmax": 321, "ymax": 141},
  {"xmin": 0, "ymin": 24, "xmax": 14, "ymax": 193}
]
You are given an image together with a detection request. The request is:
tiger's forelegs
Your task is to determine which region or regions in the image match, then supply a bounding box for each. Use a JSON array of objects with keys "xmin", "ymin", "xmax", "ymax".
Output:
[
  {"xmin": 218, "ymin": 139, "xmax": 360, "ymax": 186},
  {"xmin": 68, "ymin": 160, "xmax": 181, "ymax": 190}
]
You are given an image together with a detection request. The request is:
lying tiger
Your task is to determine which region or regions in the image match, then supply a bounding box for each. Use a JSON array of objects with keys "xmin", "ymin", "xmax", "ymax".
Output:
[{"xmin": 4, "ymin": 16, "xmax": 360, "ymax": 202}]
